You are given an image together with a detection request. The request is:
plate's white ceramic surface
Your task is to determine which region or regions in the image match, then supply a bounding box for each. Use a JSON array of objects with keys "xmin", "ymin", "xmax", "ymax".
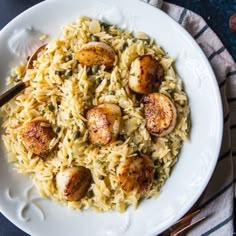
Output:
[{"xmin": 0, "ymin": 0, "xmax": 223, "ymax": 235}]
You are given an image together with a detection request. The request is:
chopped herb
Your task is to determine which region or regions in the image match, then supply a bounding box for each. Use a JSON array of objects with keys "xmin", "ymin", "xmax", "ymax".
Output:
[
  {"xmin": 48, "ymin": 104, "xmax": 55, "ymax": 111},
  {"xmin": 87, "ymin": 190, "xmax": 94, "ymax": 198},
  {"xmin": 101, "ymin": 22, "xmax": 111, "ymax": 30},
  {"xmin": 41, "ymin": 109, "xmax": 46, "ymax": 115},
  {"xmin": 65, "ymin": 54, "xmax": 73, "ymax": 62},
  {"xmin": 92, "ymin": 64, "xmax": 99, "ymax": 74},
  {"xmin": 74, "ymin": 131, "xmax": 81, "ymax": 140},
  {"xmin": 130, "ymin": 73, "xmax": 135, "ymax": 76},
  {"xmin": 86, "ymin": 67, "xmax": 92, "ymax": 75},
  {"xmin": 56, "ymin": 127, "xmax": 61, "ymax": 133},
  {"xmin": 95, "ymin": 77, "xmax": 102, "ymax": 85},
  {"xmin": 154, "ymin": 160, "xmax": 160, "ymax": 170},
  {"xmin": 55, "ymin": 70, "xmax": 62, "ymax": 76},
  {"xmin": 97, "ymin": 142, "xmax": 103, "ymax": 148},
  {"xmin": 107, "ymin": 91, "xmax": 114, "ymax": 95},
  {"xmin": 141, "ymin": 38, "xmax": 150, "ymax": 45},
  {"xmin": 119, "ymin": 135, "xmax": 126, "ymax": 141},
  {"xmin": 90, "ymin": 35, "xmax": 99, "ymax": 42},
  {"xmin": 154, "ymin": 171, "xmax": 159, "ymax": 180},
  {"xmin": 97, "ymin": 160, "xmax": 105, "ymax": 165},
  {"xmin": 122, "ymin": 42, "xmax": 128, "ymax": 50},
  {"xmin": 67, "ymin": 138, "xmax": 71, "ymax": 142},
  {"xmin": 99, "ymin": 175, "xmax": 105, "ymax": 180},
  {"xmin": 96, "ymin": 156, "xmax": 106, "ymax": 165},
  {"xmin": 65, "ymin": 69, "xmax": 73, "ymax": 77}
]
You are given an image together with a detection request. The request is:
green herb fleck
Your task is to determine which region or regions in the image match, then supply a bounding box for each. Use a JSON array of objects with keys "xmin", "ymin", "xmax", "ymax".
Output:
[
  {"xmin": 55, "ymin": 70, "xmax": 62, "ymax": 76},
  {"xmin": 87, "ymin": 190, "xmax": 94, "ymax": 199},
  {"xmin": 97, "ymin": 160, "xmax": 105, "ymax": 165},
  {"xmin": 122, "ymin": 42, "xmax": 128, "ymax": 50},
  {"xmin": 41, "ymin": 109, "xmax": 46, "ymax": 115},
  {"xmin": 65, "ymin": 54, "xmax": 73, "ymax": 62},
  {"xmin": 68, "ymin": 138, "xmax": 71, "ymax": 142},
  {"xmin": 99, "ymin": 175, "xmax": 105, "ymax": 180},
  {"xmin": 56, "ymin": 127, "xmax": 61, "ymax": 133},
  {"xmin": 154, "ymin": 171, "xmax": 159, "ymax": 180},
  {"xmin": 95, "ymin": 77, "xmax": 102, "ymax": 85},
  {"xmin": 74, "ymin": 131, "xmax": 81, "ymax": 140},
  {"xmin": 141, "ymin": 38, "xmax": 150, "ymax": 45},
  {"xmin": 65, "ymin": 69, "xmax": 73, "ymax": 77},
  {"xmin": 48, "ymin": 104, "xmax": 55, "ymax": 111},
  {"xmin": 90, "ymin": 35, "xmax": 99, "ymax": 42},
  {"xmin": 96, "ymin": 156, "xmax": 106, "ymax": 165},
  {"xmin": 86, "ymin": 67, "xmax": 92, "ymax": 76},
  {"xmin": 92, "ymin": 64, "xmax": 99, "ymax": 74},
  {"xmin": 130, "ymin": 73, "xmax": 135, "ymax": 76},
  {"xmin": 101, "ymin": 22, "xmax": 111, "ymax": 30}
]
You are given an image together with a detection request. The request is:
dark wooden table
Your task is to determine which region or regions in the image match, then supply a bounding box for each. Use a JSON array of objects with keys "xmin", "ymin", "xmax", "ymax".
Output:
[{"xmin": 0, "ymin": 1, "xmax": 235, "ymax": 235}]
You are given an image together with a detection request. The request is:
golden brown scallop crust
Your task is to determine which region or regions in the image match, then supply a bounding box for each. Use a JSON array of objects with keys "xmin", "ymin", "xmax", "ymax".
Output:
[
  {"xmin": 141, "ymin": 93, "xmax": 177, "ymax": 137},
  {"xmin": 56, "ymin": 166, "xmax": 92, "ymax": 201},
  {"xmin": 20, "ymin": 117, "xmax": 56, "ymax": 157},
  {"xmin": 118, "ymin": 154, "xmax": 154, "ymax": 194},
  {"xmin": 129, "ymin": 55, "xmax": 164, "ymax": 94},
  {"xmin": 76, "ymin": 42, "xmax": 116, "ymax": 68},
  {"xmin": 86, "ymin": 103, "xmax": 121, "ymax": 146}
]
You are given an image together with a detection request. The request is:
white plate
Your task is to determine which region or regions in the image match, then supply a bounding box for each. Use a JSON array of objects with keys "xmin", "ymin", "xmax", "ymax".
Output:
[{"xmin": 0, "ymin": 0, "xmax": 223, "ymax": 235}]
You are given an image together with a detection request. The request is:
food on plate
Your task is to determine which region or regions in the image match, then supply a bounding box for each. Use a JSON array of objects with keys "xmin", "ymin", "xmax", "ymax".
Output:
[
  {"xmin": 56, "ymin": 166, "xmax": 92, "ymax": 201},
  {"xmin": 118, "ymin": 154, "xmax": 154, "ymax": 194},
  {"xmin": 141, "ymin": 93, "xmax": 177, "ymax": 137},
  {"xmin": 128, "ymin": 55, "xmax": 164, "ymax": 94},
  {"xmin": 1, "ymin": 17, "xmax": 190, "ymax": 212},
  {"xmin": 76, "ymin": 41, "xmax": 116, "ymax": 68},
  {"xmin": 86, "ymin": 103, "xmax": 121, "ymax": 146},
  {"xmin": 20, "ymin": 117, "xmax": 57, "ymax": 157}
]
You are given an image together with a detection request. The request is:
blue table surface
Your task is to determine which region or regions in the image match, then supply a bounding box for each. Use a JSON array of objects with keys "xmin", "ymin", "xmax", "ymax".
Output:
[{"xmin": 0, "ymin": 0, "xmax": 235, "ymax": 235}]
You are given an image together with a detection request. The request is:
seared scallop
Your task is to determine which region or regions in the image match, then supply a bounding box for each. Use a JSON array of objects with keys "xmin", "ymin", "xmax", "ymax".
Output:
[
  {"xmin": 56, "ymin": 166, "xmax": 92, "ymax": 201},
  {"xmin": 20, "ymin": 117, "xmax": 56, "ymax": 157},
  {"xmin": 76, "ymin": 42, "xmax": 116, "ymax": 68},
  {"xmin": 141, "ymin": 93, "xmax": 177, "ymax": 137},
  {"xmin": 117, "ymin": 154, "xmax": 154, "ymax": 194},
  {"xmin": 129, "ymin": 55, "xmax": 164, "ymax": 94},
  {"xmin": 86, "ymin": 103, "xmax": 121, "ymax": 146}
]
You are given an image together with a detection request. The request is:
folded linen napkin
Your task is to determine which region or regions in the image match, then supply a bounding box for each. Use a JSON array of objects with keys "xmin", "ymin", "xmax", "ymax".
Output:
[{"xmin": 142, "ymin": 0, "xmax": 236, "ymax": 235}]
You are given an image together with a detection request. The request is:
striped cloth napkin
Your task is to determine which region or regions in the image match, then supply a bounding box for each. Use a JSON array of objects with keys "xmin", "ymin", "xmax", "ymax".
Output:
[{"xmin": 142, "ymin": 0, "xmax": 236, "ymax": 235}]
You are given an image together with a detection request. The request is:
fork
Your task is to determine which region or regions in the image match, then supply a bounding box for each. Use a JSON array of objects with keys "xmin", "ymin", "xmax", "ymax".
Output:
[
  {"xmin": 161, "ymin": 208, "xmax": 208, "ymax": 236},
  {"xmin": 0, "ymin": 44, "xmax": 46, "ymax": 107}
]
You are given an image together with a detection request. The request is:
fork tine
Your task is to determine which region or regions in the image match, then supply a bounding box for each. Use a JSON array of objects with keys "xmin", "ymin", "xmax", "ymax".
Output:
[
  {"xmin": 174, "ymin": 209, "xmax": 201, "ymax": 225},
  {"xmin": 170, "ymin": 216, "xmax": 207, "ymax": 236}
]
